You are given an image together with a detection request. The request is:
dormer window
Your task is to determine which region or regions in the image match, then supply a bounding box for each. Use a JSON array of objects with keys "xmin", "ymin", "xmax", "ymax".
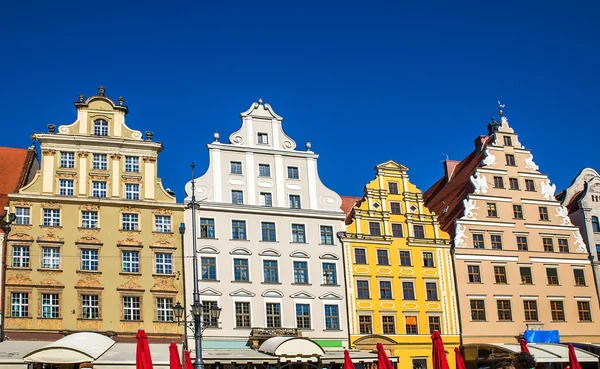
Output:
[
  {"xmin": 257, "ymin": 133, "xmax": 269, "ymax": 144},
  {"xmin": 93, "ymin": 119, "xmax": 109, "ymax": 136}
]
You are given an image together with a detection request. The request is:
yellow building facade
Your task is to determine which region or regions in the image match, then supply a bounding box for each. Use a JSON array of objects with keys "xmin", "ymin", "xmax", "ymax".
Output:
[
  {"xmin": 5, "ymin": 87, "xmax": 183, "ymax": 342},
  {"xmin": 340, "ymin": 161, "xmax": 460, "ymax": 369}
]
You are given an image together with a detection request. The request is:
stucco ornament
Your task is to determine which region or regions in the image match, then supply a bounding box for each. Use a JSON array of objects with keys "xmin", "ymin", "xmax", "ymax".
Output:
[
  {"xmin": 482, "ymin": 149, "xmax": 496, "ymax": 167},
  {"xmin": 573, "ymin": 230, "xmax": 587, "ymax": 253},
  {"xmin": 541, "ymin": 179, "xmax": 557, "ymax": 200},
  {"xmin": 524, "ymin": 154, "xmax": 539, "ymax": 172},
  {"xmin": 470, "ymin": 172, "xmax": 488, "ymax": 195},
  {"xmin": 462, "ymin": 199, "xmax": 478, "ymax": 220},
  {"xmin": 555, "ymin": 206, "xmax": 572, "ymax": 226},
  {"xmin": 454, "ymin": 224, "xmax": 468, "ymax": 247}
]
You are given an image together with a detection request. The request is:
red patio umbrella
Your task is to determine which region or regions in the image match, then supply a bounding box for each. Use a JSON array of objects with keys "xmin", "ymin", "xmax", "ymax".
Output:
[
  {"xmin": 568, "ymin": 344, "xmax": 582, "ymax": 369},
  {"xmin": 169, "ymin": 342, "xmax": 182, "ymax": 369},
  {"xmin": 454, "ymin": 348, "xmax": 467, "ymax": 369},
  {"xmin": 184, "ymin": 350, "xmax": 193, "ymax": 369},
  {"xmin": 520, "ymin": 339, "xmax": 530, "ymax": 354},
  {"xmin": 431, "ymin": 331, "xmax": 450, "ymax": 369},
  {"xmin": 344, "ymin": 350, "xmax": 356, "ymax": 369},
  {"xmin": 136, "ymin": 329, "xmax": 154, "ymax": 369},
  {"xmin": 377, "ymin": 343, "xmax": 394, "ymax": 369}
]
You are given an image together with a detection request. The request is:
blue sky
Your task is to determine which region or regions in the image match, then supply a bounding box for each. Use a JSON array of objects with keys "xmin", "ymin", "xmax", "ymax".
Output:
[{"xmin": 1, "ymin": 0, "xmax": 598, "ymax": 200}]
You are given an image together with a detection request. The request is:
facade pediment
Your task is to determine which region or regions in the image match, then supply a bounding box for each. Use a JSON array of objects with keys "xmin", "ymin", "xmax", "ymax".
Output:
[
  {"xmin": 318, "ymin": 292, "xmax": 343, "ymax": 300},
  {"xmin": 6, "ymin": 273, "xmax": 33, "ymax": 286},
  {"xmin": 8, "ymin": 233, "xmax": 34, "ymax": 242},
  {"xmin": 229, "ymin": 288, "xmax": 256, "ymax": 297},
  {"xmin": 259, "ymin": 249, "xmax": 281, "ymax": 257},
  {"xmin": 151, "ymin": 279, "xmax": 178, "ymax": 293},
  {"xmin": 117, "ymin": 280, "xmax": 144, "ymax": 292},
  {"xmin": 289, "ymin": 291, "xmax": 315, "ymax": 299},
  {"xmin": 75, "ymin": 275, "xmax": 103, "ymax": 289},
  {"xmin": 37, "ymin": 232, "xmax": 64, "ymax": 243},
  {"xmin": 117, "ymin": 238, "xmax": 142, "ymax": 247},
  {"xmin": 319, "ymin": 252, "xmax": 339, "ymax": 260},
  {"xmin": 376, "ymin": 160, "xmax": 409, "ymax": 172},
  {"xmin": 198, "ymin": 246, "xmax": 219, "ymax": 254},
  {"xmin": 289, "ymin": 251, "xmax": 310, "ymax": 258},
  {"xmin": 230, "ymin": 247, "xmax": 252, "ymax": 255},
  {"xmin": 38, "ymin": 277, "xmax": 64, "ymax": 287},
  {"xmin": 261, "ymin": 289, "xmax": 284, "ymax": 298},
  {"xmin": 200, "ymin": 287, "xmax": 222, "ymax": 296},
  {"xmin": 76, "ymin": 236, "xmax": 103, "ymax": 245}
]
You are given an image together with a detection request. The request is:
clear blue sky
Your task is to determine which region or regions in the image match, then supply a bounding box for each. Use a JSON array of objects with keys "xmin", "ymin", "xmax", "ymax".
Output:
[{"xmin": 1, "ymin": 0, "xmax": 598, "ymax": 200}]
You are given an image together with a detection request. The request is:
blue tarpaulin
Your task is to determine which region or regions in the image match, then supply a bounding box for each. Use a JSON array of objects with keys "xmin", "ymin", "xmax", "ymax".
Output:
[{"xmin": 523, "ymin": 330, "xmax": 560, "ymax": 343}]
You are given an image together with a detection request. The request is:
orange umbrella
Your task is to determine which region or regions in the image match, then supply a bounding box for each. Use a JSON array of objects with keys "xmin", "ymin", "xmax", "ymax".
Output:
[
  {"xmin": 431, "ymin": 331, "xmax": 450, "ymax": 369},
  {"xmin": 568, "ymin": 344, "xmax": 582, "ymax": 369},
  {"xmin": 136, "ymin": 329, "xmax": 154, "ymax": 369},
  {"xmin": 520, "ymin": 339, "xmax": 530, "ymax": 353},
  {"xmin": 377, "ymin": 343, "xmax": 394, "ymax": 369},
  {"xmin": 454, "ymin": 348, "xmax": 466, "ymax": 369},
  {"xmin": 344, "ymin": 350, "xmax": 356, "ymax": 369},
  {"xmin": 169, "ymin": 342, "xmax": 182, "ymax": 369},
  {"xmin": 184, "ymin": 350, "xmax": 193, "ymax": 369}
]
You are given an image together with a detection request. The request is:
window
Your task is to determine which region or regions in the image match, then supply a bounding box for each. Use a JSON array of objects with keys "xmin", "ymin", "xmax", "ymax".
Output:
[
  {"xmin": 123, "ymin": 296, "xmax": 141, "ymax": 320},
  {"xmin": 202, "ymin": 301, "xmax": 219, "ymax": 327},
  {"xmin": 558, "ymin": 239, "xmax": 569, "ymax": 253},
  {"xmin": 369, "ymin": 222, "xmax": 381, "ymax": 236},
  {"xmin": 399, "ymin": 251, "xmax": 411, "ymax": 266},
  {"xmin": 593, "ymin": 216, "xmax": 600, "ymax": 232},
  {"xmin": 468, "ymin": 265, "xmax": 481, "ymax": 283},
  {"xmin": 93, "ymin": 119, "xmax": 109, "ymax": 136},
  {"xmin": 429, "ymin": 316, "xmax": 441, "ymax": 333},
  {"xmin": 491, "ymin": 235, "xmax": 502, "ymax": 250},
  {"xmin": 574, "ymin": 269, "xmax": 586, "ymax": 286},
  {"xmin": 470, "ymin": 300, "xmax": 486, "ymax": 321},
  {"xmin": 58, "ymin": 179, "xmax": 74, "ymax": 196},
  {"xmin": 523, "ymin": 300, "xmax": 538, "ymax": 321},
  {"xmin": 155, "ymin": 253, "xmax": 173, "ymax": 274},
  {"xmin": 543, "ymin": 237, "xmax": 554, "ymax": 252},
  {"xmin": 509, "ymin": 178, "xmax": 519, "ymax": 190},
  {"xmin": 60, "ymin": 152, "xmax": 75, "ymax": 168},
  {"xmin": 487, "ymin": 203, "xmax": 498, "ymax": 217},
  {"xmin": 92, "ymin": 154, "xmax": 108, "ymax": 170},
  {"xmin": 493, "ymin": 176, "xmax": 504, "ymax": 188},
  {"xmin": 15, "ymin": 207, "xmax": 30, "ymax": 225},
  {"xmin": 230, "ymin": 161, "xmax": 243, "ymax": 174},
  {"xmin": 257, "ymin": 132, "xmax": 269, "ymax": 144},
  {"xmin": 426, "ymin": 282, "xmax": 438, "ymax": 301},
  {"xmin": 359, "ymin": 315, "xmax": 372, "ymax": 334},
  {"xmin": 125, "ymin": 156, "xmax": 139, "ymax": 172},
  {"xmin": 390, "ymin": 202, "xmax": 402, "ymax": 214},
  {"xmin": 122, "ymin": 213, "xmax": 139, "ymax": 231},
  {"xmin": 295, "ymin": 304, "xmax": 311, "ymax": 329},
  {"xmin": 391, "ymin": 223, "xmax": 403, "ymax": 238},
  {"xmin": 494, "ymin": 266, "xmax": 507, "ymax": 284},
  {"xmin": 539, "ymin": 207, "xmax": 549, "ymax": 221},
  {"xmin": 291, "ymin": 224, "xmax": 306, "ymax": 243},
  {"xmin": 382, "ymin": 316, "xmax": 395, "ymax": 334},
  {"xmin": 230, "ymin": 220, "xmax": 247, "ymax": 240},
  {"xmin": 233, "ymin": 259, "xmax": 249, "ymax": 281},
  {"xmin": 503, "ymin": 136, "xmax": 512, "ymax": 146},
  {"xmin": 320, "ymin": 226, "xmax": 334, "ymax": 244},
  {"xmin": 258, "ymin": 164, "xmax": 271, "ymax": 177},
  {"xmin": 413, "ymin": 359, "xmax": 428, "ymax": 369},
  {"xmin": 156, "ymin": 298, "xmax": 173, "ymax": 322},
  {"xmin": 423, "ymin": 252, "xmax": 435, "ymax": 267},
  {"xmin": 259, "ymin": 192, "xmax": 273, "ymax": 207},
  {"xmin": 513, "ymin": 205, "xmax": 523, "ymax": 219},
  {"xmin": 357, "ymin": 281, "xmax": 370, "ymax": 299},
  {"xmin": 42, "ymin": 247, "xmax": 60, "ymax": 269},
  {"xmin": 402, "ymin": 281, "xmax": 415, "ymax": 300},
  {"xmin": 266, "ymin": 303, "xmax": 281, "ymax": 328},
  {"xmin": 125, "ymin": 184, "xmax": 140, "ymax": 200},
  {"xmin": 377, "ymin": 249, "xmax": 390, "ymax": 265},
  {"xmin": 81, "ymin": 249, "xmax": 99, "ymax": 271},
  {"xmin": 473, "ymin": 234, "xmax": 485, "ymax": 249},
  {"xmin": 413, "ymin": 225, "xmax": 425, "ymax": 239},
  {"xmin": 201, "ymin": 257, "xmax": 217, "ymax": 280},
  {"xmin": 11, "ymin": 246, "xmax": 29, "ymax": 268},
  {"xmin": 11, "ymin": 292, "xmax": 28, "ymax": 317},
  {"xmin": 293, "ymin": 261, "xmax": 309, "ymax": 284},
  {"xmin": 263, "ymin": 260, "xmax": 279, "ymax": 283},
  {"xmin": 517, "ymin": 236, "xmax": 528, "ymax": 251},
  {"xmin": 81, "ymin": 295, "xmax": 99, "ymax": 319},
  {"xmin": 200, "ymin": 218, "xmax": 215, "ymax": 238},
  {"xmin": 354, "ymin": 249, "xmax": 367, "ymax": 264},
  {"xmin": 92, "ymin": 181, "xmax": 107, "ymax": 198},
  {"xmin": 525, "ymin": 179, "xmax": 536, "ymax": 191},
  {"xmin": 379, "ymin": 281, "xmax": 392, "ymax": 299},
  {"xmin": 405, "ymin": 316, "xmax": 418, "ymax": 334},
  {"xmin": 289, "ymin": 195, "xmax": 301, "ymax": 209},
  {"xmin": 497, "ymin": 300, "xmax": 512, "ymax": 321},
  {"xmin": 520, "ymin": 267, "xmax": 533, "ymax": 284},
  {"xmin": 261, "ymin": 222, "xmax": 276, "ymax": 241},
  {"xmin": 287, "ymin": 166, "xmax": 299, "ymax": 179},
  {"xmin": 231, "ymin": 190, "xmax": 243, "ymax": 205},
  {"xmin": 323, "ymin": 263, "xmax": 337, "ymax": 285},
  {"xmin": 155, "ymin": 215, "xmax": 171, "ymax": 233},
  {"xmin": 43, "ymin": 208, "xmax": 60, "ymax": 227},
  {"xmin": 122, "ymin": 251, "xmax": 140, "ymax": 273},
  {"xmin": 81, "ymin": 211, "xmax": 98, "ymax": 229},
  {"xmin": 546, "ymin": 268, "xmax": 559, "ymax": 285},
  {"xmin": 235, "ymin": 302, "xmax": 251, "ymax": 328},
  {"xmin": 550, "ymin": 301, "xmax": 565, "ymax": 321},
  {"xmin": 388, "ymin": 182, "xmax": 399, "ymax": 194},
  {"xmin": 505, "ymin": 154, "xmax": 516, "ymax": 166},
  {"xmin": 577, "ymin": 301, "xmax": 592, "ymax": 321}
]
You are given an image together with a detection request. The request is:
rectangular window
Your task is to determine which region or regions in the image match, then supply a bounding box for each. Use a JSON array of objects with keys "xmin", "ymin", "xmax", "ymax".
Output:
[
  {"xmin": 295, "ymin": 304, "xmax": 311, "ymax": 329},
  {"xmin": 468, "ymin": 265, "xmax": 481, "ymax": 283},
  {"xmin": 359, "ymin": 315, "xmax": 372, "ymax": 334},
  {"xmin": 230, "ymin": 161, "xmax": 242, "ymax": 174},
  {"xmin": 59, "ymin": 179, "xmax": 74, "ymax": 196},
  {"xmin": 497, "ymin": 300, "xmax": 512, "ymax": 321},
  {"xmin": 60, "ymin": 152, "xmax": 75, "ymax": 168},
  {"xmin": 379, "ymin": 281, "xmax": 392, "ymax": 299},
  {"xmin": 293, "ymin": 261, "xmax": 309, "ymax": 284},
  {"xmin": 558, "ymin": 239, "xmax": 569, "ymax": 253},
  {"xmin": 11, "ymin": 246, "xmax": 30, "ymax": 268},
  {"xmin": 523, "ymin": 300, "xmax": 538, "ymax": 321},
  {"xmin": 423, "ymin": 252, "xmax": 435, "ymax": 267},
  {"xmin": 11, "ymin": 292, "xmax": 28, "ymax": 317},
  {"xmin": 122, "ymin": 251, "xmax": 140, "ymax": 273},
  {"xmin": 388, "ymin": 182, "xmax": 399, "ymax": 194},
  {"xmin": 491, "ymin": 234, "xmax": 502, "ymax": 250},
  {"xmin": 357, "ymin": 280, "xmax": 370, "ymax": 299},
  {"xmin": 539, "ymin": 207, "xmax": 549, "ymax": 221},
  {"xmin": 382, "ymin": 315, "xmax": 395, "ymax": 334},
  {"xmin": 405, "ymin": 316, "xmax": 418, "ymax": 334},
  {"xmin": 546, "ymin": 268, "xmax": 559, "ymax": 285},
  {"xmin": 577, "ymin": 301, "xmax": 592, "ymax": 321},
  {"xmin": 473, "ymin": 234, "xmax": 485, "ymax": 249},
  {"xmin": 369, "ymin": 222, "xmax": 381, "ymax": 236},
  {"xmin": 525, "ymin": 179, "xmax": 536, "ymax": 191},
  {"xmin": 263, "ymin": 260, "xmax": 279, "ymax": 283},
  {"xmin": 428, "ymin": 316, "xmax": 441, "ymax": 333},
  {"xmin": 413, "ymin": 225, "xmax": 425, "ymax": 239},
  {"xmin": 391, "ymin": 223, "xmax": 404, "ymax": 238},
  {"xmin": 202, "ymin": 301, "xmax": 219, "ymax": 327},
  {"xmin": 574, "ymin": 269, "xmax": 586, "ymax": 286},
  {"xmin": 231, "ymin": 220, "xmax": 247, "ymax": 240},
  {"xmin": 266, "ymin": 303, "xmax": 281, "ymax": 328},
  {"xmin": 201, "ymin": 257, "xmax": 217, "ymax": 280},
  {"xmin": 121, "ymin": 213, "xmax": 139, "ymax": 231},
  {"xmin": 155, "ymin": 215, "xmax": 171, "ymax": 233},
  {"xmin": 324, "ymin": 305, "xmax": 340, "ymax": 330},
  {"xmin": 125, "ymin": 156, "xmax": 139, "ymax": 172},
  {"xmin": 92, "ymin": 154, "xmax": 108, "ymax": 170},
  {"xmin": 289, "ymin": 195, "xmax": 301, "ymax": 209},
  {"xmin": 323, "ymin": 263, "xmax": 337, "ymax": 285},
  {"xmin": 513, "ymin": 205, "xmax": 523, "ymax": 219},
  {"xmin": 550, "ymin": 301, "xmax": 565, "ymax": 322},
  {"xmin": 376, "ymin": 249, "xmax": 390, "ymax": 265},
  {"xmin": 233, "ymin": 259, "xmax": 249, "ymax": 281},
  {"xmin": 399, "ymin": 251, "xmax": 411, "ymax": 266},
  {"xmin": 494, "ymin": 266, "xmax": 507, "ymax": 284},
  {"xmin": 155, "ymin": 253, "xmax": 173, "ymax": 274},
  {"xmin": 15, "ymin": 207, "xmax": 30, "ymax": 225},
  {"xmin": 287, "ymin": 166, "xmax": 299, "ymax": 179},
  {"xmin": 231, "ymin": 190, "xmax": 244, "ymax": 205},
  {"xmin": 92, "ymin": 181, "xmax": 107, "ymax": 198},
  {"xmin": 493, "ymin": 176, "xmax": 504, "ymax": 188},
  {"xmin": 503, "ymin": 136, "xmax": 513, "ymax": 146},
  {"xmin": 81, "ymin": 249, "xmax": 99, "ymax": 271},
  {"xmin": 509, "ymin": 178, "xmax": 519, "ymax": 190},
  {"xmin": 42, "ymin": 247, "xmax": 60, "ymax": 269},
  {"xmin": 520, "ymin": 267, "xmax": 533, "ymax": 284},
  {"xmin": 354, "ymin": 248, "xmax": 367, "ymax": 264},
  {"xmin": 402, "ymin": 281, "xmax": 415, "ymax": 300},
  {"xmin": 259, "ymin": 192, "xmax": 273, "ymax": 207},
  {"xmin": 426, "ymin": 282, "xmax": 438, "ymax": 301},
  {"xmin": 81, "ymin": 295, "xmax": 99, "ymax": 319},
  {"xmin": 125, "ymin": 183, "xmax": 140, "ymax": 200},
  {"xmin": 123, "ymin": 296, "xmax": 141, "ymax": 321},
  {"xmin": 257, "ymin": 133, "xmax": 269, "ymax": 144},
  {"xmin": 320, "ymin": 226, "xmax": 334, "ymax": 244},
  {"xmin": 94, "ymin": 120, "xmax": 109, "ymax": 136},
  {"xmin": 258, "ymin": 164, "xmax": 271, "ymax": 177},
  {"xmin": 261, "ymin": 222, "xmax": 276, "ymax": 241},
  {"xmin": 390, "ymin": 202, "xmax": 402, "ymax": 214},
  {"xmin": 43, "ymin": 208, "xmax": 60, "ymax": 227},
  {"xmin": 200, "ymin": 218, "xmax": 215, "ymax": 238},
  {"xmin": 291, "ymin": 224, "xmax": 306, "ymax": 243},
  {"xmin": 156, "ymin": 297, "xmax": 173, "ymax": 322},
  {"xmin": 505, "ymin": 154, "xmax": 516, "ymax": 166},
  {"xmin": 470, "ymin": 300, "xmax": 486, "ymax": 321},
  {"xmin": 41, "ymin": 293, "xmax": 59, "ymax": 318},
  {"xmin": 543, "ymin": 237, "xmax": 554, "ymax": 252},
  {"xmin": 517, "ymin": 236, "xmax": 528, "ymax": 250},
  {"xmin": 235, "ymin": 301, "xmax": 251, "ymax": 328},
  {"xmin": 487, "ymin": 203, "xmax": 498, "ymax": 217},
  {"xmin": 81, "ymin": 211, "xmax": 98, "ymax": 229}
]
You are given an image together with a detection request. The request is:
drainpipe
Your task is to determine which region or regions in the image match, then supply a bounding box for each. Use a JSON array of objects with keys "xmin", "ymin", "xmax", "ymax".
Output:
[
  {"xmin": 179, "ymin": 222, "xmax": 189, "ymax": 350},
  {"xmin": 450, "ymin": 245, "xmax": 464, "ymax": 348},
  {"xmin": 336, "ymin": 232, "xmax": 352, "ymax": 350}
]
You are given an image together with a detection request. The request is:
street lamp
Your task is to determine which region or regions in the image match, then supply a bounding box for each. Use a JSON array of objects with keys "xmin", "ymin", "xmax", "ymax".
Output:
[
  {"xmin": 0, "ymin": 212, "xmax": 16, "ymax": 342},
  {"xmin": 173, "ymin": 300, "xmax": 222, "ymax": 331}
]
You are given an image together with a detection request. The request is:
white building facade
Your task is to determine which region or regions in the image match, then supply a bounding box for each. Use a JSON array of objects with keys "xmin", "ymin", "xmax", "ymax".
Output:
[{"xmin": 183, "ymin": 100, "xmax": 348, "ymax": 354}]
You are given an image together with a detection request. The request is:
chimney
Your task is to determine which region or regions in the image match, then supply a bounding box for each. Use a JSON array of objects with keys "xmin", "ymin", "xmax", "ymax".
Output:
[
  {"xmin": 444, "ymin": 160, "xmax": 460, "ymax": 183},
  {"xmin": 474, "ymin": 135, "xmax": 487, "ymax": 152}
]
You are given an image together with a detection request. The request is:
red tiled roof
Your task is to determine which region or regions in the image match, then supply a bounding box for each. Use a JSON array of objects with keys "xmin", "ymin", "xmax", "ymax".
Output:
[
  {"xmin": 0, "ymin": 146, "xmax": 37, "ymax": 216},
  {"xmin": 340, "ymin": 196, "xmax": 362, "ymax": 225},
  {"xmin": 565, "ymin": 190, "xmax": 584, "ymax": 213}
]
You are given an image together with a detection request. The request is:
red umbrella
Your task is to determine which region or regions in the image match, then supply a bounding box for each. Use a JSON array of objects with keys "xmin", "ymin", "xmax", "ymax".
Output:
[
  {"xmin": 568, "ymin": 344, "xmax": 582, "ymax": 369},
  {"xmin": 344, "ymin": 350, "xmax": 356, "ymax": 369},
  {"xmin": 431, "ymin": 331, "xmax": 450, "ymax": 369},
  {"xmin": 184, "ymin": 350, "xmax": 193, "ymax": 369},
  {"xmin": 454, "ymin": 348, "xmax": 467, "ymax": 369},
  {"xmin": 520, "ymin": 339, "xmax": 530, "ymax": 354},
  {"xmin": 136, "ymin": 329, "xmax": 154, "ymax": 369},
  {"xmin": 377, "ymin": 343, "xmax": 394, "ymax": 369},
  {"xmin": 169, "ymin": 342, "xmax": 182, "ymax": 369}
]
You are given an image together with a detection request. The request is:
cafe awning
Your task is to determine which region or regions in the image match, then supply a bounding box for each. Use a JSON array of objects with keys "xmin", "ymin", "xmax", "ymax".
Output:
[
  {"xmin": 23, "ymin": 332, "xmax": 115, "ymax": 364},
  {"xmin": 259, "ymin": 337, "xmax": 325, "ymax": 362},
  {"xmin": 471, "ymin": 343, "xmax": 599, "ymax": 363}
]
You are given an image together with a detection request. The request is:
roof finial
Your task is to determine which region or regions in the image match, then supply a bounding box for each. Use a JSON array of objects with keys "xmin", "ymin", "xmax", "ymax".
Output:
[
  {"xmin": 258, "ymin": 98, "xmax": 263, "ymax": 105},
  {"xmin": 98, "ymin": 85, "xmax": 105, "ymax": 96},
  {"xmin": 498, "ymin": 100, "xmax": 505, "ymax": 116}
]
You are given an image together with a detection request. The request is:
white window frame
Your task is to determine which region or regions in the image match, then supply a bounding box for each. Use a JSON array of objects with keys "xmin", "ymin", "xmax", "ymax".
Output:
[
  {"xmin": 323, "ymin": 301, "xmax": 341, "ymax": 330},
  {"xmin": 230, "ymin": 161, "xmax": 243, "ymax": 174},
  {"xmin": 41, "ymin": 293, "xmax": 60, "ymax": 318},
  {"xmin": 59, "ymin": 179, "xmax": 74, "ymax": 196},
  {"xmin": 257, "ymin": 132, "xmax": 269, "ymax": 144},
  {"xmin": 122, "ymin": 250, "xmax": 140, "ymax": 273},
  {"xmin": 12, "ymin": 246, "xmax": 30, "ymax": 268},
  {"xmin": 294, "ymin": 301, "xmax": 312, "ymax": 329},
  {"xmin": 292, "ymin": 259, "xmax": 310, "ymax": 284},
  {"xmin": 291, "ymin": 223, "xmax": 306, "ymax": 243},
  {"xmin": 81, "ymin": 210, "xmax": 98, "ymax": 229},
  {"xmin": 60, "ymin": 152, "xmax": 75, "ymax": 168},
  {"xmin": 125, "ymin": 183, "xmax": 140, "ymax": 200},
  {"xmin": 289, "ymin": 194, "xmax": 301, "ymax": 209},
  {"xmin": 322, "ymin": 261, "xmax": 338, "ymax": 285},
  {"xmin": 81, "ymin": 294, "xmax": 99, "ymax": 319},
  {"xmin": 259, "ymin": 192, "xmax": 273, "ymax": 207},
  {"xmin": 81, "ymin": 248, "xmax": 99, "ymax": 271},
  {"xmin": 155, "ymin": 252, "xmax": 173, "ymax": 274},
  {"xmin": 155, "ymin": 215, "xmax": 172, "ymax": 233},
  {"xmin": 320, "ymin": 225, "xmax": 334, "ymax": 245},
  {"xmin": 124, "ymin": 156, "xmax": 140, "ymax": 172},
  {"xmin": 287, "ymin": 166, "xmax": 299, "ymax": 179},
  {"xmin": 42, "ymin": 247, "xmax": 60, "ymax": 269},
  {"xmin": 11, "ymin": 292, "xmax": 28, "ymax": 317},
  {"xmin": 258, "ymin": 163, "xmax": 271, "ymax": 177},
  {"xmin": 122, "ymin": 213, "xmax": 139, "ymax": 231},
  {"xmin": 43, "ymin": 208, "xmax": 61, "ymax": 227},
  {"xmin": 232, "ymin": 257, "xmax": 250, "ymax": 282},
  {"xmin": 262, "ymin": 258, "xmax": 280, "ymax": 283},
  {"xmin": 15, "ymin": 207, "xmax": 30, "ymax": 225},
  {"xmin": 156, "ymin": 297, "xmax": 173, "ymax": 322},
  {"xmin": 92, "ymin": 181, "xmax": 107, "ymax": 198},
  {"xmin": 123, "ymin": 296, "xmax": 141, "ymax": 321},
  {"xmin": 92, "ymin": 154, "xmax": 108, "ymax": 170},
  {"xmin": 93, "ymin": 119, "xmax": 109, "ymax": 136}
]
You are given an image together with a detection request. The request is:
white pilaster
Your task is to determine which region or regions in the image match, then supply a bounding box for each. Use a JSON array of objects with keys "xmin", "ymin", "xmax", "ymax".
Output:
[
  {"xmin": 144, "ymin": 159, "xmax": 155, "ymax": 200},
  {"xmin": 78, "ymin": 110, "xmax": 88, "ymax": 135},
  {"xmin": 79, "ymin": 154, "xmax": 87, "ymax": 195},
  {"xmin": 212, "ymin": 149, "xmax": 222, "ymax": 202},
  {"xmin": 274, "ymin": 155, "xmax": 285, "ymax": 207},
  {"xmin": 245, "ymin": 152, "xmax": 256, "ymax": 205},
  {"xmin": 42, "ymin": 154, "xmax": 54, "ymax": 194},
  {"xmin": 306, "ymin": 157, "xmax": 318, "ymax": 210},
  {"xmin": 112, "ymin": 158, "xmax": 121, "ymax": 198}
]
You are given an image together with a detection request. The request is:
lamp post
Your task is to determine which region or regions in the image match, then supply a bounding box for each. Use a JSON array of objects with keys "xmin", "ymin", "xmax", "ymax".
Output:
[{"xmin": 0, "ymin": 212, "xmax": 16, "ymax": 342}]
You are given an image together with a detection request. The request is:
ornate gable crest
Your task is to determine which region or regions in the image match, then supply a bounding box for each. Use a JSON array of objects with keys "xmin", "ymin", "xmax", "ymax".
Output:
[
  {"xmin": 76, "ymin": 235, "xmax": 103, "ymax": 245},
  {"xmin": 151, "ymin": 279, "xmax": 178, "ymax": 293},
  {"xmin": 118, "ymin": 238, "xmax": 143, "ymax": 247},
  {"xmin": 151, "ymin": 239, "xmax": 174, "ymax": 248},
  {"xmin": 75, "ymin": 275, "xmax": 103, "ymax": 289},
  {"xmin": 39, "ymin": 277, "xmax": 64, "ymax": 287},
  {"xmin": 117, "ymin": 279, "xmax": 144, "ymax": 292},
  {"xmin": 153, "ymin": 208, "xmax": 173, "ymax": 215},
  {"xmin": 6, "ymin": 273, "xmax": 33, "ymax": 286},
  {"xmin": 8, "ymin": 233, "xmax": 34, "ymax": 242},
  {"xmin": 37, "ymin": 232, "xmax": 64, "ymax": 243},
  {"xmin": 79, "ymin": 204, "xmax": 99, "ymax": 211}
]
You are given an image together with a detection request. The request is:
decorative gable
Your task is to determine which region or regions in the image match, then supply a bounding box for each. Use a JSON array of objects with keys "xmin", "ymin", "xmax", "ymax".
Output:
[
  {"xmin": 198, "ymin": 246, "xmax": 219, "ymax": 254},
  {"xmin": 318, "ymin": 292, "xmax": 343, "ymax": 300},
  {"xmin": 230, "ymin": 247, "xmax": 252, "ymax": 256},
  {"xmin": 319, "ymin": 253, "xmax": 339, "ymax": 260},
  {"xmin": 290, "ymin": 251, "xmax": 310, "ymax": 258},
  {"xmin": 229, "ymin": 289, "xmax": 256, "ymax": 297},
  {"xmin": 290, "ymin": 291, "xmax": 316, "ymax": 299},
  {"xmin": 199, "ymin": 287, "xmax": 222, "ymax": 296},
  {"xmin": 261, "ymin": 289, "xmax": 284, "ymax": 298},
  {"xmin": 259, "ymin": 248, "xmax": 281, "ymax": 257}
]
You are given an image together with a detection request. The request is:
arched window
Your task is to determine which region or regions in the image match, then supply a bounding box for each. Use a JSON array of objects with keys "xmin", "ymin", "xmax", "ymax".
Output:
[
  {"xmin": 592, "ymin": 216, "xmax": 600, "ymax": 233},
  {"xmin": 93, "ymin": 119, "xmax": 108, "ymax": 136}
]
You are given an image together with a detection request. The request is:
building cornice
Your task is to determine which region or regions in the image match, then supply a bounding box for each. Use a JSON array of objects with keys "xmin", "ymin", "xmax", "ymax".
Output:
[
  {"xmin": 207, "ymin": 143, "xmax": 318, "ymax": 159},
  {"xmin": 35, "ymin": 133, "xmax": 163, "ymax": 153},
  {"xmin": 9, "ymin": 193, "xmax": 183, "ymax": 210},
  {"xmin": 189, "ymin": 201, "xmax": 345, "ymax": 220}
]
